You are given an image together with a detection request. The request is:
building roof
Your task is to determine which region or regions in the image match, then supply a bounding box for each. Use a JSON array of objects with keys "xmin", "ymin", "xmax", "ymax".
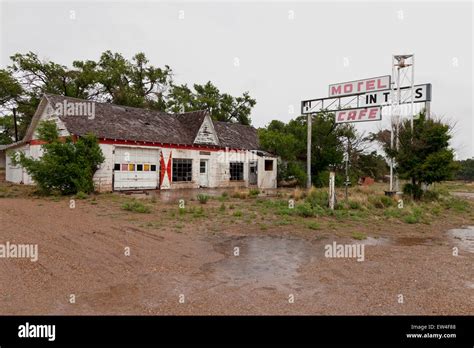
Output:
[{"xmin": 42, "ymin": 94, "xmax": 259, "ymax": 150}]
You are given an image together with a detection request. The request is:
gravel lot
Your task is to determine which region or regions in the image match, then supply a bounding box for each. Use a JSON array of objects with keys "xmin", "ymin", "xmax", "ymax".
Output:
[{"xmin": 0, "ymin": 191, "xmax": 473, "ymax": 315}]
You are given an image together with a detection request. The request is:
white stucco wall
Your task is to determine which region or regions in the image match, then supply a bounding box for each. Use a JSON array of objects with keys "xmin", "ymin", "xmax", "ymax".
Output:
[
  {"xmin": 5, "ymin": 144, "xmax": 33, "ymax": 184},
  {"xmin": 93, "ymin": 143, "xmax": 114, "ymax": 192}
]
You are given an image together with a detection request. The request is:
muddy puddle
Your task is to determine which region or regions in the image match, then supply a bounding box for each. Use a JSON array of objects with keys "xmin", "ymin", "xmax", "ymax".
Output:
[
  {"xmin": 201, "ymin": 236, "xmax": 318, "ymax": 291},
  {"xmin": 448, "ymin": 226, "xmax": 474, "ymax": 253},
  {"xmin": 356, "ymin": 236, "xmax": 391, "ymax": 245}
]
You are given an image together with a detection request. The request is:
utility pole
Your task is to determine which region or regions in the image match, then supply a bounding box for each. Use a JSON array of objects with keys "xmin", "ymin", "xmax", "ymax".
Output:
[
  {"xmin": 390, "ymin": 54, "xmax": 415, "ymax": 193},
  {"xmin": 307, "ymin": 113, "xmax": 312, "ymax": 189},
  {"xmin": 13, "ymin": 108, "xmax": 18, "ymax": 142},
  {"xmin": 344, "ymin": 140, "xmax": 350, "ymax": 201}
]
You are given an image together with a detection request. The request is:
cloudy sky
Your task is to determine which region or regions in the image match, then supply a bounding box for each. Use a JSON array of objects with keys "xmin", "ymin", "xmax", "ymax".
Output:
[{"xmin": 1, "ymin": 0, "xmax": 472, "ymax": 158}]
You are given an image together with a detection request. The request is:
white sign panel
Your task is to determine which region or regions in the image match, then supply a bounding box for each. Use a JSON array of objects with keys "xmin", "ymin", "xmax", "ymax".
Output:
[
  {"xmin": 360, "ymin": 84, "xmax": 431, "ymax": 107},
  {"xmin": 335, "ymin": 107, "xmax": 382, "ymax": 124},
  {"xmin": 329, "ymin": 75, "xmax": 391, "ymax": 97}
]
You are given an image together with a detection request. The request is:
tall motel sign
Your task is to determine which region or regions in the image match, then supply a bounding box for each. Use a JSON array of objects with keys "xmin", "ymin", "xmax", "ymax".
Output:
[{"xmin": 301, "ymin": 54, "xmax": 432, "ymax": 193}]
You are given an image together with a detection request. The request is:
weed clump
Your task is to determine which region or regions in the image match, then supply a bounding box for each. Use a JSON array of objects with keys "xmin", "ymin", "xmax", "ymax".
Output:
[
  {"xmin": 121, "ymin": 200, "xmax": 151, "ymax": 213},
  {"xmin": 197, "ymin": 194, "xmax": 209, "ymax": 204}
]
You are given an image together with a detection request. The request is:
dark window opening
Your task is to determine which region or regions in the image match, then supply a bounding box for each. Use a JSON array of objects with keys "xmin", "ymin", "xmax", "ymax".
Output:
[
  {"xmin": 265, "ymin": 160, "xmax": 274, "ymax": 171},
  {"xmin": 230, "ymin": 162, "xmax": 244, "ymax": 181},
  {"xmin": 200, "ymin": 161, "xmax": 206, "ymax": 174},
  {"xmin": 172, "ymin": 159, "xmax": 192, "ymax": 182},
  {"xmin": 137, "ymin": 164, "xmax": 143, "ymax": 171},
  {"xmin": 114, "ymin": 163, "xmax": 120, "ymax": 171},
  {"xmin": 151, "ymin": 165, "xmax": 157, "ymax": 171}
]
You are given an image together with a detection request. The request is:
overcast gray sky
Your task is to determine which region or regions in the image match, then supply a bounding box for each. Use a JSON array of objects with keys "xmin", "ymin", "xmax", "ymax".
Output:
[{"xmin": 1, "ymin": 0, "xmax": 472, "ymax": 159}]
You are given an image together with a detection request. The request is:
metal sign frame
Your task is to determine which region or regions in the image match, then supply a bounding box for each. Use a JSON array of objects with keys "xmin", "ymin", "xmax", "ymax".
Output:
[{"xmin": 301, "ymin": 83, "xmax": 431, "ymax": 114}]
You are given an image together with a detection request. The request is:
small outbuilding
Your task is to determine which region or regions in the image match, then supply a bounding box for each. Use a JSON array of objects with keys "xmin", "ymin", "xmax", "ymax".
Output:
[{"xmin": 4, "ymin": 94, "xmax": 277, "ymax": 191}]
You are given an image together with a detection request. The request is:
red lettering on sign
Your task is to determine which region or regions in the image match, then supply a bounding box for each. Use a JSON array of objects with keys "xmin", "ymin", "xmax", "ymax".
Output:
[
  {"xmin": 368, "ymin": 108, "xmax": 378, "ymax": 118},
  {"xmin": 331, "ymin": 86, "xmax": 342, "ymax": 95},
  {"xmin": 347, "ymin": 111, "xmax": 357, "ymax": 121},
  {"xmin": 366, "ymin": 80, "xmax": 375, "ymax": 91},
  {"xmin": 358, "ymin": 109, "xmax": 367, "ymax": 119}
]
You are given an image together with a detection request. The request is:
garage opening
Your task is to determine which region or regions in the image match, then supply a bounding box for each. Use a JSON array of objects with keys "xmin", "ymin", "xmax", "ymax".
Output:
[{"xmin": 113, "ymin": 147, "xmax": 160, "ymax": 190}]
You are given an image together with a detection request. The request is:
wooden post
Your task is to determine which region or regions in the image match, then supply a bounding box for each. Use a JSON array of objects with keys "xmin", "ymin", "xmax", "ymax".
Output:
[
  {"xmin": 307, "ymin": 113, "xmax": 312, "ymax": 189},
  {"xmin": 329, "ymin": 170, "xmax": 335, "ymax": 210},
  {"xmin": 13, "ymin": 108, "xmax": 18, "ymax": 142}
]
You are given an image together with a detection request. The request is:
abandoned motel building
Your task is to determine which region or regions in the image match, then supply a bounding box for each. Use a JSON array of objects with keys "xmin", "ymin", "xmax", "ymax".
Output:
[{"xmin": 0, "ymin": 95, "xmax": 277, "ymax": 192}]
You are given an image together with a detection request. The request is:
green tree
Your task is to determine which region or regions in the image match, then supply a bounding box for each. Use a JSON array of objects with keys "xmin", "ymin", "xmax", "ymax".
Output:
[
  {"xmin": 456, "ymin": 158, "xmax": 474, "ymax": 181},
  {"xmin": 373, "ymin": 113, "xmax": 458, "ymax": 199},
  {"xmin": 352, "ymin": 151, "xmax": 389, "ymax": 181},
  {"xmin": 0, "ymin": 69, "xmax": 23, "ymax": 144},
  {"xmin": 12, "ymin": 121, "xmax": 104, "ymax": 195},
  {"xmin": 167, "ymin": 81, "xmax": 256, "ymax": 125},
  {"xmin": 76, "ymin": 51, "xmax": 173, "ymax": 109},
  {"xmin": 1, "ymin": 51, "xmax": 256, "ymax": 143},
  {"xmin": 259, "ymin": 112, "xmax": 357, "ymax": 186}
]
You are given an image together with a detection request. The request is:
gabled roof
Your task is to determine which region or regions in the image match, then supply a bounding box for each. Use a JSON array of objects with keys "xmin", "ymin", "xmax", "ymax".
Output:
[{"xmin": 37, "ymin": 94, "xmax": 259, "ymax": 150}]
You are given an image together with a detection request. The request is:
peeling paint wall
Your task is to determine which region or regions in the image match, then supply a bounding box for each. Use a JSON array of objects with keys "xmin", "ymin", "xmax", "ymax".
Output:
[
  {"xmin": 257, "ymin": 156, "xmax": 278, "ymax": 189},
  {"xmin": 194, "ymin": 115, "xmax": 219, "ymax": 145},
  {"xmin": 93, "ymin": 144, "xmax": 114, "ymax": 192},
  {"xmin": 5, "ymin": 144, "xmax": 35, "ymax": 185}
]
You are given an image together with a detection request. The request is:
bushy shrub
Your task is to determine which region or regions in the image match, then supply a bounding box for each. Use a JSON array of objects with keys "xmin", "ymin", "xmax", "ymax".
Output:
[
  {"xmin": 75, "ymin": 191, "xmax": 88, "ymax": 200},
  {"xmin": 348, "ymin": 200, "xmax": 362, "ymax": 210},
  {"xmin": 369, "ymin": 195, "xmax": 394, "ymax": 209},
  {"xmin": 295, "ymin": 202, "xmax": 315, "ymax": 217},
  {"xmin": 422, "ymin": 190, "xmax": 439, "ymax": 202},
  {"xmin": 403, "ymin": 183, "xmax": 423, "ymax": 200},
  {"xmin": 197, "ymin": 193, "xmax": 209, "ymax": 204},
  {"xmin": 306, "ymin": 188, "xmax": 328, "ymax": 208},
  {"xmin": 249, "ymin": 188, "xmax": 260, "ymax": 197},
  {"xmin": 13, "ymin": 121, "xmax": 104, "ymax": 195}
]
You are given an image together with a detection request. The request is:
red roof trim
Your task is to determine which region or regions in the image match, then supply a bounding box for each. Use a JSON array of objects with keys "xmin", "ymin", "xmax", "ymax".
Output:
[{"xmin": 98, "ymin": 138, "xmax": 247, "ymax": 152}]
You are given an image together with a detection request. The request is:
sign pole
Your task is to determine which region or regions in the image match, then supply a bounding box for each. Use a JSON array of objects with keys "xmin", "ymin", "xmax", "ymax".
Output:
[
  {"xmin": 410, "ymin": 55, "xmax": 415, "ymax": 130},
  {"xmin": 395, "ymin": 62, "xmax": 401, "ymax": 192},
  {"xmin": 329, "ymin": 170, "xmax": 335, "ymax": 210},
  {"xmin": 307, "ymin": 113, "xmax": 312, "ymax": 189}
]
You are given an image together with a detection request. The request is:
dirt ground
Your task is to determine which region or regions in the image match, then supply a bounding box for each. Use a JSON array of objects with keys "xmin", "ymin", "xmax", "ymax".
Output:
[{"xmin": 0, "ymin": 181, "xmax": 473, "ymax": 315}]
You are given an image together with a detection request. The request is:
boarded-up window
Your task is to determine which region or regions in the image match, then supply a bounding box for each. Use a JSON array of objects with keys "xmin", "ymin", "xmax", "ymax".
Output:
[
  {"xmin": 265, "ymin": 160, "xmax": 274, "ymax": 171},
  {"xmin": 230, "ymin": 162, "xmax": 244, "ymax": 181},
  {"xmin": 121, "ymin": 164, "xmax": 128, "ymax": 171},
  {"xmin": 144, "ymin": 164, "xmax": 150, "ymax": 171},
  {"xmin": 172, "ymin": 158, "xmax": 192, "ymax": 182}
]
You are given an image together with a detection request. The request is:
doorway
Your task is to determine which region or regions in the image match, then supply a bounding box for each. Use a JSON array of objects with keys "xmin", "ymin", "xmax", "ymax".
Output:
[
  {"xmin": 249, "ymin": 161, "xmax": 258, "ymax": 185},
  {"xmin": 199, "ymin": 159, "xmax": 209, "ymax": 187}
]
